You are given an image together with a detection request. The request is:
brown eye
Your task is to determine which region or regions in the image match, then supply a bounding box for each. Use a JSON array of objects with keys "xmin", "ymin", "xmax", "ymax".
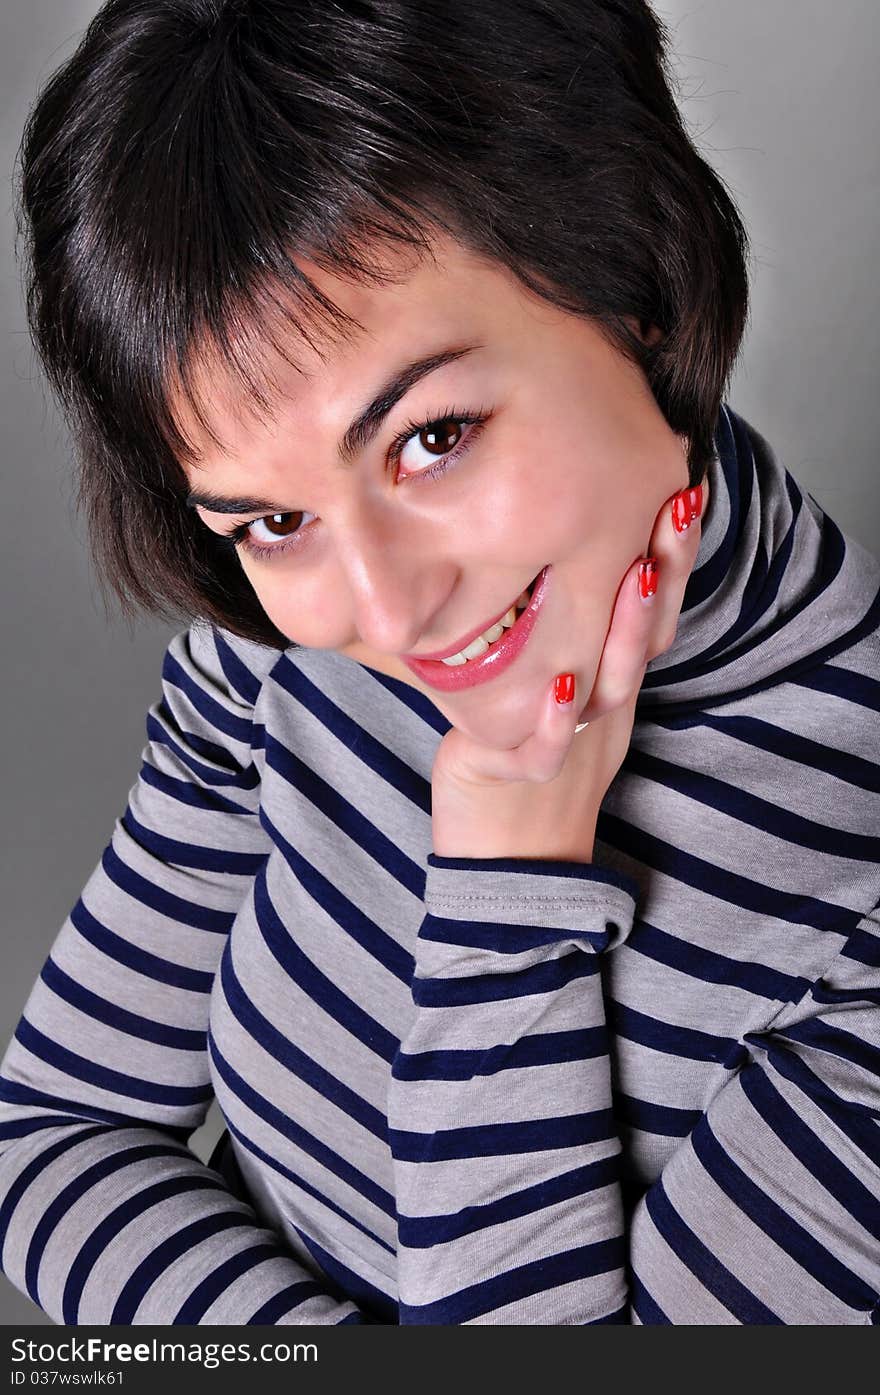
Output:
[
  {"xmin": 261, "ymin": 513, "xmax": 302, "ymax": 536},
  {"xmin": 419, "ymin": 419, "xmax": 463, "ymax": 454}
]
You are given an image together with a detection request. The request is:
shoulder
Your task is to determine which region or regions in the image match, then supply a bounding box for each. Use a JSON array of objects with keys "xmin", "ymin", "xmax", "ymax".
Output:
[{"xmin": 163, "ymin": 621, "xmax": 292, "ymax": 711}]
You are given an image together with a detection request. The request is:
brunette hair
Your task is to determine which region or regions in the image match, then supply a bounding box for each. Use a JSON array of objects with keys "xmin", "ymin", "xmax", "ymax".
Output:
[{"xmin": 16, "ymin": 0, "xmax": 750, "ymax": 647}]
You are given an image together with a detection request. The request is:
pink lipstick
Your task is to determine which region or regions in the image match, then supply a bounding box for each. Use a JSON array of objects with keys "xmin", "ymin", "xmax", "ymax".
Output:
[{"xmin": 402, "ymin": 566, "xmax": 551, "ymax": 692}]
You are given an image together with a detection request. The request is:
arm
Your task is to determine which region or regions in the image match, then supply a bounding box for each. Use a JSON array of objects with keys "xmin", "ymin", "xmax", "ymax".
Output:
[
  {"xmin": 627, "ymin": 900, "xmax": 880, "ymax": 1324},
  {"xmin": 389, "ymin": 853, "xmax": 638, "ymax": 1324},
  {"xmin": 0, "ymin": 624, "xmax": 373, "ymax": 1325},
  {"xmin": 390, "ymin": 857, "xmax": 880, "ymax": 1325}
]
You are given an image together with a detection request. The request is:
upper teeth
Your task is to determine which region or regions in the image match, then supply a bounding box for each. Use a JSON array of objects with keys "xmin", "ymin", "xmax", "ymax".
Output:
[{"xmin": 440, "ymin": 588, "xmax": 532, "ymax": 665}]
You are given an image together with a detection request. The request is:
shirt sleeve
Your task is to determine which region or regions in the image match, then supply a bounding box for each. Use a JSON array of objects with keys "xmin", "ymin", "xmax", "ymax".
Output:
[
  {"xmin": 0, "ymin": 623, "xmax": 372, "ymax": 1325},
  {"xmin": 390, "ymin": 861, "xmax": 880, "ymax": 1325},
  {"xmin": 388, "ymin": 853, "xmax": 639, "ymax": 1324},
  {"xmin": 627, "ymin": 899, "xmax": 880, "ymax": 1325}
]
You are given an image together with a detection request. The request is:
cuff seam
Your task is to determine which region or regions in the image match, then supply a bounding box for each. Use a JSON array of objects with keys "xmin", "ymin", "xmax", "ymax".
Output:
[{"xmin": 425, "ymin": 892, "xmax": 634, "ymax": 909}]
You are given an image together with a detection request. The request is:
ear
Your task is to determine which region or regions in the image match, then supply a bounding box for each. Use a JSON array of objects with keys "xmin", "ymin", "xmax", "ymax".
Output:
[{"xmin": 623, "ymin": 314, "xmax": 664, "ymax": 347}]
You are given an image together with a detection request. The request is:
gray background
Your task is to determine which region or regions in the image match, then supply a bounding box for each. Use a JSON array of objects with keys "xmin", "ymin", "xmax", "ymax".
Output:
[{"xmin": 1, "ymin": 0, "xmax": 878, "ymax": 1324}]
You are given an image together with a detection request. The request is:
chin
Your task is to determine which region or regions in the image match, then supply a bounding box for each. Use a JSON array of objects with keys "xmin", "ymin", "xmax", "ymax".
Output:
[{"xmin": 433, "ymin": 684, "xmax": 545, "ymax": 748}]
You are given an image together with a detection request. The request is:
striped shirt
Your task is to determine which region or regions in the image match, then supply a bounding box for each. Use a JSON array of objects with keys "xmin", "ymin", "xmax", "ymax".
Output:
[{"xmin": 1, "ymin": 401, "xmax": 878, "ymax": 1324}]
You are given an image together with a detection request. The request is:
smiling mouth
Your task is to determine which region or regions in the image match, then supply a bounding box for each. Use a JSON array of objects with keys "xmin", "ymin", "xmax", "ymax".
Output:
[{"xmin": 406, "ymin": 570, "xmax": 545, "ymax": 663}]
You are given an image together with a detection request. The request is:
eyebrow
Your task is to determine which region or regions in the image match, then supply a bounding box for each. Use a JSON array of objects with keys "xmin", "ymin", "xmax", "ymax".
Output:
[{"xmin": 186, "ymin": 342, "xmax": 483, "ymax": 514}]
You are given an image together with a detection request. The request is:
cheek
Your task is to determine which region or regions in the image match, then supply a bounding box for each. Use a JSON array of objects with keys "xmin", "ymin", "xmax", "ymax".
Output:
[{"xmin": 243, "ymin": 568, "xmax": 344, "ymax": 648}]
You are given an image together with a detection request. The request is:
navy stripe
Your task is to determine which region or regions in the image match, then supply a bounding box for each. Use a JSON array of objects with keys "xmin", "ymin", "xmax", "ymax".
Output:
[
  {"xmin": 39, "ymin": 957, "xmax": 204, "ymax": 1051},
  {"xmin": 612, "ymin": 1091, "xmax": 703, "ymax": 1139},
  {"xmin": 643, "ymin": 1181, "xmax": 783, "ymax": 1324},
  {"xmin": 623, "ymin": 747, "xmax": 880, "ymax": 862},
  {"xmin": 397, "ymin": 1154, "xmax": 620, "ymax": 1247},
  {"xmin": 690, "ymin": 1111, "xmax": 877, "ymax": 1310},
  {"xmin": 271, "ymin": 656, "xmax": 433, "ymax": 812},
  {"xmin": 418, "ymin": 915, "xmax": 621, "ymax": 956},
  {"xmin": 350, "ymin": 662, "xmax": 452, "ymax": 737},
  {"xmin": 607, "ymin": 997, "xmax": 742, "ymax": 1065},
  {"xmin": 427, "ymin": 853, "xmax": 641, "ymax": 899},
  {"xmin": 70, "ymin": 898, "xmax": 215, "ymax": 993},
  {"xmin": 391, "ymin": 1026, "xmax": 609, "ymax": 1080},
  {"xmin": 629, "ymin": 1269, "xmax": 671, "ymax": 1324},
  {"xmin": 0, "ymin": 1079, "xmax": 190, "ymax": 1138},
  {"xmin": 220, "ymin": 1112, "xmax": 395, "ymax": 1254},
  {"xmin": 260, "ymin": 812, "xmax": 415, "ymax": 984},
  {"xmin": 390, "ymin": 1108, "xmax": 618, "ymax": 1162},
  {"xmin": 253, "ymin": 865, "xmax": 404, "ymax": 1060},
  {"xmin": 293, "ymin": 1229, "xmax": 398, "ymax": 1324},
  {"xmin": 657, "ymin": 710, "xmax": 880, "ymax": 794},
  {"xmin": 175, "ymin": 1240, "xmax": 290, "ymax": 1323},
  {"xmin": 0, "ymin": 1116, "xmax": 90, "ymax": 1142},
  {"xmin": 207, "ymin": 1031, "xmax": 396, "ymax": 1219},
  {"xmin": 0, "ymin": 1126, "xmax": 108, "ymax": 1259},
  {"xmin": 121, "ymin": 806, "xmax": 266, "ymax": 875},
  {"xmin": 101, "ymin": 843, "xmax": 235, "ymax": 934},
  {"xmin": 838, "ymin": 926, "xmax": 880, "ymax": 969},
  {"xmin": 212, "ymin": 629, "xmax": 273, "ymax": 707},
  {"xmin": 398, "ymin": 1235, "xmax": 626, "ymax": 1324},
  {"xmin": 774, "ymin": 1015, "xmax": 880, "ymax": 1079},
  {"xmin": 61, "ymin": 1175, "xmax": 226, "ymax": 1323},
  {"xmin": 15, "ymin": 1018, "xmax": 212, "ymax": 1110},
  {"xmin": 625, "ymin": 919, "xmax": 809, "ymax": 1004},
  {"xmin": 137, "ymin": 760, "xmax": 256, "ymax": 816},
  {"xmin": 792, "ymin": 663, "xmax": 880, "ymax": 712},
  {"xmin": 26, "ymin": 1142, "xmax": 192, "ymax": 1305},
  {"xmin": 219, "ymin": 939, "xmax": 389, "ymax": 1140},
  {"xmin": 146, "ymin": 711, "xmax": 260, "ymax": 788},
  {"xmin": 263, "ymin": 738, "xmax": 424, "ymax": 899},
  {"xmin": 601, "ymin": 811, "xmax": 866, "ymax": 935},
  {"xmin": 747, "ymin": 1035, "xmax": 880, "ymax": 1164},
  {"xmin": 161, "ymin": 651, "xmax": 254, "ymax": 744},
  {"xmin": 412, "ymin": 946, "xmax": 600, "ymax": 1007},
  {"xmin": 245, "ymin": 1280, "xmax": 332, "ymax": 1324},
  {"xmin": 111, "ymin": 1213, "xmax": 254, "ymax": 1323}
]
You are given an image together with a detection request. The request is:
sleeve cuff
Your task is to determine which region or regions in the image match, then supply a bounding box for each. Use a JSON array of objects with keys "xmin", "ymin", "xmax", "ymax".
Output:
[{"xmin": 423, "ymin": 853, "xmax": 640, "ymax": 957}]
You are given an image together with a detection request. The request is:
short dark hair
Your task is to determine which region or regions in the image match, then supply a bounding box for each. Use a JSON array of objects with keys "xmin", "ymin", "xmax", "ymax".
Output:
[{"xmin": 16, "ymin": 0, "xmax": 750, "ymax": 648}]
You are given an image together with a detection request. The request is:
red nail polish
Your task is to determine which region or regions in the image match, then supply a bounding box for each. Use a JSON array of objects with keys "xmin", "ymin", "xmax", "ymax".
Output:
[
  {"xmin": 672, "ymin": 484, "xmax": 703, "ymax": 533},
  {"xmin": 554, "ymin": 672, "xmax": 575, "ymax": 705},
  {"xmin": 638, "ymin": 557, "xmax": 658, "ymax": 599}
]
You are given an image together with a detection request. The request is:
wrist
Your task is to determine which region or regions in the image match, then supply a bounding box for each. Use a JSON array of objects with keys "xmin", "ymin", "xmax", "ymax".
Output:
[{"xmin": 431, "ymin": 814, "xmax": 596, "ymax": 864}]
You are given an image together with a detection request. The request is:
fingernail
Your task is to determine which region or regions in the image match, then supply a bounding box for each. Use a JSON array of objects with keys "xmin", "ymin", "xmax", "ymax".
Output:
[
  {"xmin": 554, "ymin": 672, "xmax": 575, "ymax": 705},
  {"xmin": 671, "ymin": 484, "xmax": 703, "ymax": 534},
  {"xmin": 638, "ymin": 557, "xmax": 659, "ymax": 600}
]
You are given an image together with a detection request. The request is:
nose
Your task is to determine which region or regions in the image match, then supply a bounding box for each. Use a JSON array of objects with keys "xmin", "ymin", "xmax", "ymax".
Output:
[{"xmin": 336, "ymin": 511, "xmax": 450, "ymax": 657}]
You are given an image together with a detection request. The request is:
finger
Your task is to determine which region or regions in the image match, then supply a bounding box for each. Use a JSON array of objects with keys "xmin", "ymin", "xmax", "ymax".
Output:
[
  {"xmin": 446, "ymin": 671, "xmax": 584, "ymax": 787},
  {"xmin": 578, "ymin": 551, "xmax": 657, "ymax": 722},
  {"xmin": 643, "ymin": 479, "xmax": 705, "ymax": 660}
]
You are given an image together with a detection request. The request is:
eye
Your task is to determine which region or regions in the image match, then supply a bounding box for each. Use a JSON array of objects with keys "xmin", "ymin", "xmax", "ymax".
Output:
[
  {"xmin": 398, "ymin": 417, "xmax": 467, "ymax": 474},
  {"xmin": 392, "ymin": 407, "xmax": 489, "ymax": 484},
  {"xmin": 246, "ymin": 513, "xmax": 311, "ymax": 543},
  {"xmin": 217, "ymin": 509, "xmax": 315, "ymax": 561},
  {"xmin": 214, "ymin": 404, "xmax": 490, "ymax": 563}
]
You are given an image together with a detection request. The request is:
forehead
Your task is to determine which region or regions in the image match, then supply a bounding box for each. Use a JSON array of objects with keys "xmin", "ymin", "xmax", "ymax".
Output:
[{"xmin": 169, "ymin": 232, "xmax": 521, "ymax": 470}]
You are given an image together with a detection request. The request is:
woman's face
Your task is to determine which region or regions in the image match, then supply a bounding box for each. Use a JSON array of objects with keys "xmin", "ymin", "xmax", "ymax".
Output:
[{"xmin": 183, "ymin": 231, "xmax": 700, "ymax": 745}]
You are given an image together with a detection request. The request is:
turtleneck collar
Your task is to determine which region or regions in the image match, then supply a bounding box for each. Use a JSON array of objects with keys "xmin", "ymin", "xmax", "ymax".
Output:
[{"xmin": 637, "ymin": 402, "xmax": 880, "ymax": 715}]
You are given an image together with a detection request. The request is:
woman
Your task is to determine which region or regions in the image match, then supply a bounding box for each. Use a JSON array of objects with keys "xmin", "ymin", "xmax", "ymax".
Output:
[{"xmin": 0, "ymin": 0, "xmax": 877, "ymax": 1325}]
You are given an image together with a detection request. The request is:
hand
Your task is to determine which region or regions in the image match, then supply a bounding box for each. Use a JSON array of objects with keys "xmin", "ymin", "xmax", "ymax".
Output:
[{"xmin": 430, "ymin": 479, "xmax": 707, "ymax": 862}]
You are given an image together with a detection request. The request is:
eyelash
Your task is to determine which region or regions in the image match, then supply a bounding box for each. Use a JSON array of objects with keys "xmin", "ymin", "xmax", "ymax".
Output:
[{"xmin": 215, "ymin": 404, "xmax": 490, "ymax": 563}]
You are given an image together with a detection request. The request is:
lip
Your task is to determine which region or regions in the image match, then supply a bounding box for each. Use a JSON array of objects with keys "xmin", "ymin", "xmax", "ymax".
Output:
[
  {"xmin": 402, "ymin": 566, "xmax": 551, "ymax": 692},
  {"xmin": 404, "ymin": 577, "xmax": 540, "ymax": 663}
]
